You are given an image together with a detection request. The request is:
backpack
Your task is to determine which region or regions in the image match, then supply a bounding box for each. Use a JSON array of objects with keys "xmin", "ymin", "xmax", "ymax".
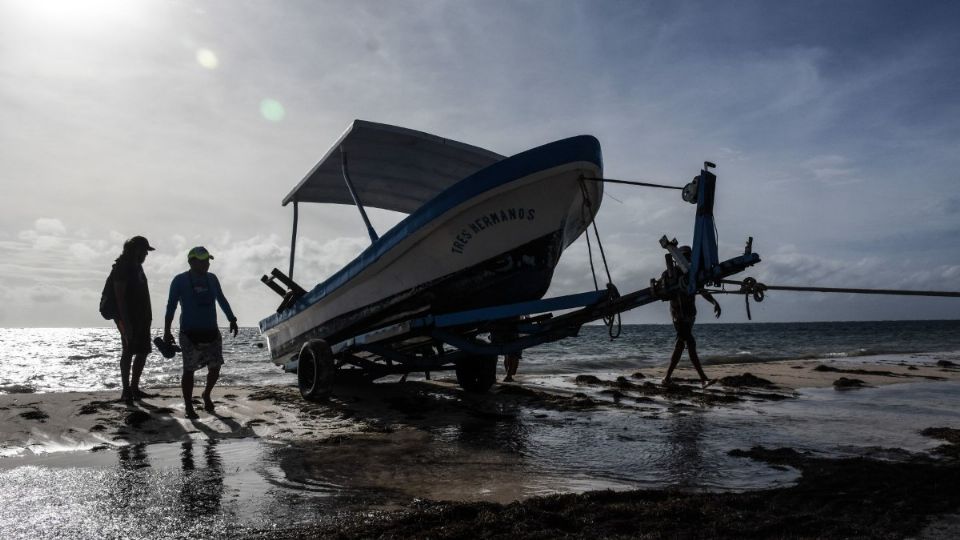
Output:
[{"xmin": 99, "ymin": 270, "xmax": 118, "ymax": 320}]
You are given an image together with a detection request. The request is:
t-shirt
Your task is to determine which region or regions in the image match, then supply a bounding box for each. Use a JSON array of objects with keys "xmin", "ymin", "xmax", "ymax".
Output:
[
  {"xmin": 111, "ymin": 258, "xmax": 151, "ymax": 325},
  {"xmin": 165, "ymin": 271, "xmax": 236, "ymax": 331}
]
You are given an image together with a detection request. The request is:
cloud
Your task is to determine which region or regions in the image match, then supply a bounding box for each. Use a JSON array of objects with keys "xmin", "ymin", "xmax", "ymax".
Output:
[
  {"xmin": 29, "ymin": 284, "xmax": 67, "ymax": 303},
  {"xmin": 801, "ymin": 155, "xmax": 861, "ymax": 185},
  {"xmin": 34, "ymin": 218, "xmax": 66, "ymax": 236},
  {"xmin": 1, "ymin": 1, "xmax": 958, "ymax": 325}
]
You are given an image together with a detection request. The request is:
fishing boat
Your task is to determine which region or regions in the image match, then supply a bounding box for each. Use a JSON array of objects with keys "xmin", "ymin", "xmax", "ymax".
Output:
[{"xmin": 259, "ymin": 120, "xmax": 603, "ymax": 361}]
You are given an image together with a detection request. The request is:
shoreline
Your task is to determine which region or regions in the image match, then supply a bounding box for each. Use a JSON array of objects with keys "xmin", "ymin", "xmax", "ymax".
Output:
[
  {"xmin": 3, "ymin": 357, "xmax": 959, "ymax": 538},
  {"xmin": 2, "ymin": 357, "xmax": 958, "ymax": 459}
]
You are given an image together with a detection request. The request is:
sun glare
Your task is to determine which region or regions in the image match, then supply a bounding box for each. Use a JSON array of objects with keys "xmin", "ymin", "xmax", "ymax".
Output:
[
  {"xmin": 260, "ymin": 99, "xmax": 286, "ymax": 122},
  {"xmin": 12, "ymin": 0, "xmax": 146, "ymax": 30},
  {"xmin": 196, "ymin": 48, "xmax": 219, "ymax": 69}
]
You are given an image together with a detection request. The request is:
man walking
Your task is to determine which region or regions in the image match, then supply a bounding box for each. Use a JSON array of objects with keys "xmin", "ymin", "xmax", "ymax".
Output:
[
  {"xmin": 163, "ymin": 246, "xmax": 239, "ymax": 419},
  {"xmin": 662, "ymin": 246, "xmax": 721, "ymax": 388},
  {"xmin": 111, "ymin": 235, "xmax": 155, "ymax": 404}
]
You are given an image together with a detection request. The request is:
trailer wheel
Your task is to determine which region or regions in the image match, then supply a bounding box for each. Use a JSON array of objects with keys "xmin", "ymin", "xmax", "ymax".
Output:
[
  {"xmin": 298, "ymin": 339, "xmax": 334, "ymax": 401},
  {"xmin": 455, "ymin": 355, "xmax": 497, "ymax": 393}
]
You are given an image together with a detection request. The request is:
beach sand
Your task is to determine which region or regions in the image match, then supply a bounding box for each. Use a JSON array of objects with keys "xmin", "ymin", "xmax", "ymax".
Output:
[{"xmin": 2, "ymin": 358, "xmax": 959, "ymax": 538}]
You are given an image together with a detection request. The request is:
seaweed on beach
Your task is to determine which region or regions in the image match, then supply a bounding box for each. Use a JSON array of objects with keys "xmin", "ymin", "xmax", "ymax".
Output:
[
  {"xmin": 248, "ymin": 388, "xmax": 301, "ymax": 404},
  {"xmin": 571, "ymin": 374, "xmax": 788, "ymax": 405},
  {"xmin": 814, "ymin": 364, "xmax": 945, "ymax": 380},
  {"xmin": 263, "ymin": 435, "xmax": 960, "ymax": 540},
  {"xmin": 718, "ymin": 372, "xmax": 776, "ymax": 388},
  {"xmin": 921, "ymin": 427, "xmax": 960, "ymax": 459},
  {"xmin": 833, "ymin": 377, "xmax": 867, "ymax": 389},
  {"xmin": 491, "ymin": 383, "xmax": 600, "ymax": 411},
  {"xmin": 18, "ymin": 409, "xmax": 48, "ymax": 421},
  {"xmin": 78, "ymin": 400, "xmax": 114, "ymax": 415}
]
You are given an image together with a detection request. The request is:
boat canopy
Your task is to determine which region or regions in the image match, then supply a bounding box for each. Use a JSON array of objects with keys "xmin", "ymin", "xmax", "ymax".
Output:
[{"xmin": 281, "ymin": 120, "xmax": 505, "ymax": 214}]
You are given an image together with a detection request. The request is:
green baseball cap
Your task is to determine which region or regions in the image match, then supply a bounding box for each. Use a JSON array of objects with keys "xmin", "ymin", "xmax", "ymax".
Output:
[{"xmin": 187, "ymin": 246, "xmax": 214, "ymax": 261}]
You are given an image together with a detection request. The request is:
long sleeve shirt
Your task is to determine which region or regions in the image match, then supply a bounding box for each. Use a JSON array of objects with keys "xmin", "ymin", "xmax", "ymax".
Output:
[{"xmin": 165, "ymin": 271, "xmax": 236, "ymax": 331}]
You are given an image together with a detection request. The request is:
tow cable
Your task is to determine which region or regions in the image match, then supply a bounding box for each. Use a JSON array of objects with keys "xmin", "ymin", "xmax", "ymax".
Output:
[{"xmin": 710, "ymin": 278, "xmax": 960, "ymax": 320}]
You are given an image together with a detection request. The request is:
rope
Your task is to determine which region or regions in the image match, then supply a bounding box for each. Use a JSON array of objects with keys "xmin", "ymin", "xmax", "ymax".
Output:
[
  {"xmin": 579, "ymin": 178, "xmax": 621, "ymax": 338},
  {"xmin": 709, "ymin": 278, "xmax": 960, "ymax": 320},
  {"xmin": 591, "ymin": 218, "xmax": 614, "ymax": 287},
  {"xmin": 579, "ymin": 180, "xmax": 601, "ymax": 292},
  {"xmin": 581, "ymin": 177, "xmax": 683, "ymax": 191}
]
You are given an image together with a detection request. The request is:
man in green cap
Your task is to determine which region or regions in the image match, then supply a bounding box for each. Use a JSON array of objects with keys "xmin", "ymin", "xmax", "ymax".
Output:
[{"xmin": 163, "ymin": 246, "xmax": 239, "ymax": 419}]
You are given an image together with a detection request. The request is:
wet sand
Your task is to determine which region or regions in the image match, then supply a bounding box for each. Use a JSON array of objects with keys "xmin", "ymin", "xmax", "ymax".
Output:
[
  {"xmin": 275, "ymin": 436, "xmax": 960, "ymax": 539},
  {"xmin": 2, "ymin": 357, "xmax": 959, "ymax": 538}
]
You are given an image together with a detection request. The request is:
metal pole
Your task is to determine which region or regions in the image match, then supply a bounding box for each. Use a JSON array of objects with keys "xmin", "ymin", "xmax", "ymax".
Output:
[
  {"xmin": 341, "ymin": 148, "xmax": 379, "ymax": 243},
  {"xmin": 289, "ymin": 200, "xmax": 298, "ymax": 279}
]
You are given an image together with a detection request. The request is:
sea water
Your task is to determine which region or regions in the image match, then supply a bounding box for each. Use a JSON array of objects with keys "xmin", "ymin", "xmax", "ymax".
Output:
[{"xmin": 2, "ymin": 321, "xmax": 959, "ymax": 393}]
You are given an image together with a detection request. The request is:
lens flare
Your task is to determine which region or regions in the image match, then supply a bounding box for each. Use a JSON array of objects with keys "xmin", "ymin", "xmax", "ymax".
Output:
[
  {"xmin": 260, "ymin": 99, "xmax": 286, "ymax": 122},
  {"xmin": 196, "ymin": 48, "xmax": 218, "ymax": 69}
]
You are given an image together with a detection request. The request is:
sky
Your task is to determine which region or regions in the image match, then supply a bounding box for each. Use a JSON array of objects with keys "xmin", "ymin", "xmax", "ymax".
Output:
[{"xmin": 1, "ymin": 0, "xmax": 958, "ymax": 327}]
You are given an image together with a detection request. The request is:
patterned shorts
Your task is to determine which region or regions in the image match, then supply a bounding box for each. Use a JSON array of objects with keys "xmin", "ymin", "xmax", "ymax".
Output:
[{"xmin": 178, "ymin": 330, "xmax": 224, "ymax": 372}]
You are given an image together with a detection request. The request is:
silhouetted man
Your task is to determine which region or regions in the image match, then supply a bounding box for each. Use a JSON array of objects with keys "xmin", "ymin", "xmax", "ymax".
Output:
[
  {"xmin": 662, "ymin": 246, "xmax": 721, "ymax": 388},
  {"xmin": 112, "ymin": 235, "xmax": 155, "ymax": 403},
  {"xmin": 163, "ymin": 246, "xmax": 238, "ymax": 419}
]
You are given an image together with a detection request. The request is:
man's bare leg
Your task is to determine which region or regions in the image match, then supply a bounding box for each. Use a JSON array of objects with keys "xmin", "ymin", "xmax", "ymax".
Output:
[
  {"xmin": 663, "ymin": 338, "xmax": 685, "ymax": 384},
  {"xmin": 119, "ymin": 351, "xmax": 133, "ymax": 402},
  {"xmin": 182, "ymin": 370, "xmax": 198, "ymax": 418},
  {"xmin": 686, "ymin": 336, "xmax": 714, "ymax": 387},
  {"xmin": 202, "ymin": 365, "xmax": 220, "ymax": 412},
  {"xmin": 130, "ymin": 352, "xmax": 147, "ymax": 398}
]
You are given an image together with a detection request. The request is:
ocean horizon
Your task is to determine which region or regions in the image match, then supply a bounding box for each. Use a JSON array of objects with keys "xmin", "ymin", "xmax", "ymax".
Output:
[{"xmin": 3, "ymin": 320, "xmax": 959, "ymax": 394}]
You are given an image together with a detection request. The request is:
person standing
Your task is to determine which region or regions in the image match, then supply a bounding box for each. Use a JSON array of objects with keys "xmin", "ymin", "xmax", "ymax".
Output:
[
  {"xmin": 492, "ymin": 320, "xmax": 523, "ymax": 383},
  {"xmin": 163, "ymin": 246, "xmax": 238, "ymax": 419},
  {"xmin": 112, "ymin": 235, "xmax": 156, "ymax": 404},
  {"xmin": 662, "ymin": 246, "xmax": 721, "ymax": 388}
]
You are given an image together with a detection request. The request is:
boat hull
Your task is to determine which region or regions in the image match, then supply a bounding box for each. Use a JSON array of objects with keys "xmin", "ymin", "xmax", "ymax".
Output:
[{"xmin": 261, "ymin": 136, "xmax": 603, "ymax": 361}]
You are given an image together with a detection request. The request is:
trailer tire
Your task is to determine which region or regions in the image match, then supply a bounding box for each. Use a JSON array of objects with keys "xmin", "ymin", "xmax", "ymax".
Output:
[
  {"xmin": 298, "ymin": 340, "xmax": 334, "ymax": 401},
  {"xmin": 455, "ymin": 355, "xmax": 497, "ymax": 393}
]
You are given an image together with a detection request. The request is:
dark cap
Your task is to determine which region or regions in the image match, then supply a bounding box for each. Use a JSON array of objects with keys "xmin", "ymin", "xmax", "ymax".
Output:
[{"xmin": 125, "ymin": 236, "xmax": 155, "ymax": 252}]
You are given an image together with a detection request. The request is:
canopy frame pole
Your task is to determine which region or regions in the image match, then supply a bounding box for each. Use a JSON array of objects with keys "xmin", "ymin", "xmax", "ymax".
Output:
[
  {"xmin": 289, "ymin": 200, "xmax": 299, "ymax": 279},
  {"xmin": 341, "ymin": 148, "xmax": 380, "ymax": 243}
]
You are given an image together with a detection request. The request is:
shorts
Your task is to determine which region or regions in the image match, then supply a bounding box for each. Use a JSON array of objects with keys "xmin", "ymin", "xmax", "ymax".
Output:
[
  {"xmin": 179, "ymin": 329, "xmax": 224, "ymax": 372},
  {"xmin": 116, "ymin": 319, "xmax": 152, "ymax": 356},
  {"xmin": 673, "ymin": 319, "xmax": 695, "ymax": 342}
]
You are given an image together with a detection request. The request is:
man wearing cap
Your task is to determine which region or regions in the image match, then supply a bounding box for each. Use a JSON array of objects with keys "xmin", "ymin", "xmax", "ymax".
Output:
[
  {"xmin": 163, "ymin": 246, "xmax": 239, "ymax": 419},
  {"xmin": 112, "ymin": 235, "xmax": 156, "ymax": 403}
]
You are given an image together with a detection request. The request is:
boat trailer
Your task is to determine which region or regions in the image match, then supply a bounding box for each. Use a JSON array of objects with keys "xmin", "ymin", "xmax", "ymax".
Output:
[{"xmin": 287, "ymin": 162, "xmax": 762, "ymax": 400}]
